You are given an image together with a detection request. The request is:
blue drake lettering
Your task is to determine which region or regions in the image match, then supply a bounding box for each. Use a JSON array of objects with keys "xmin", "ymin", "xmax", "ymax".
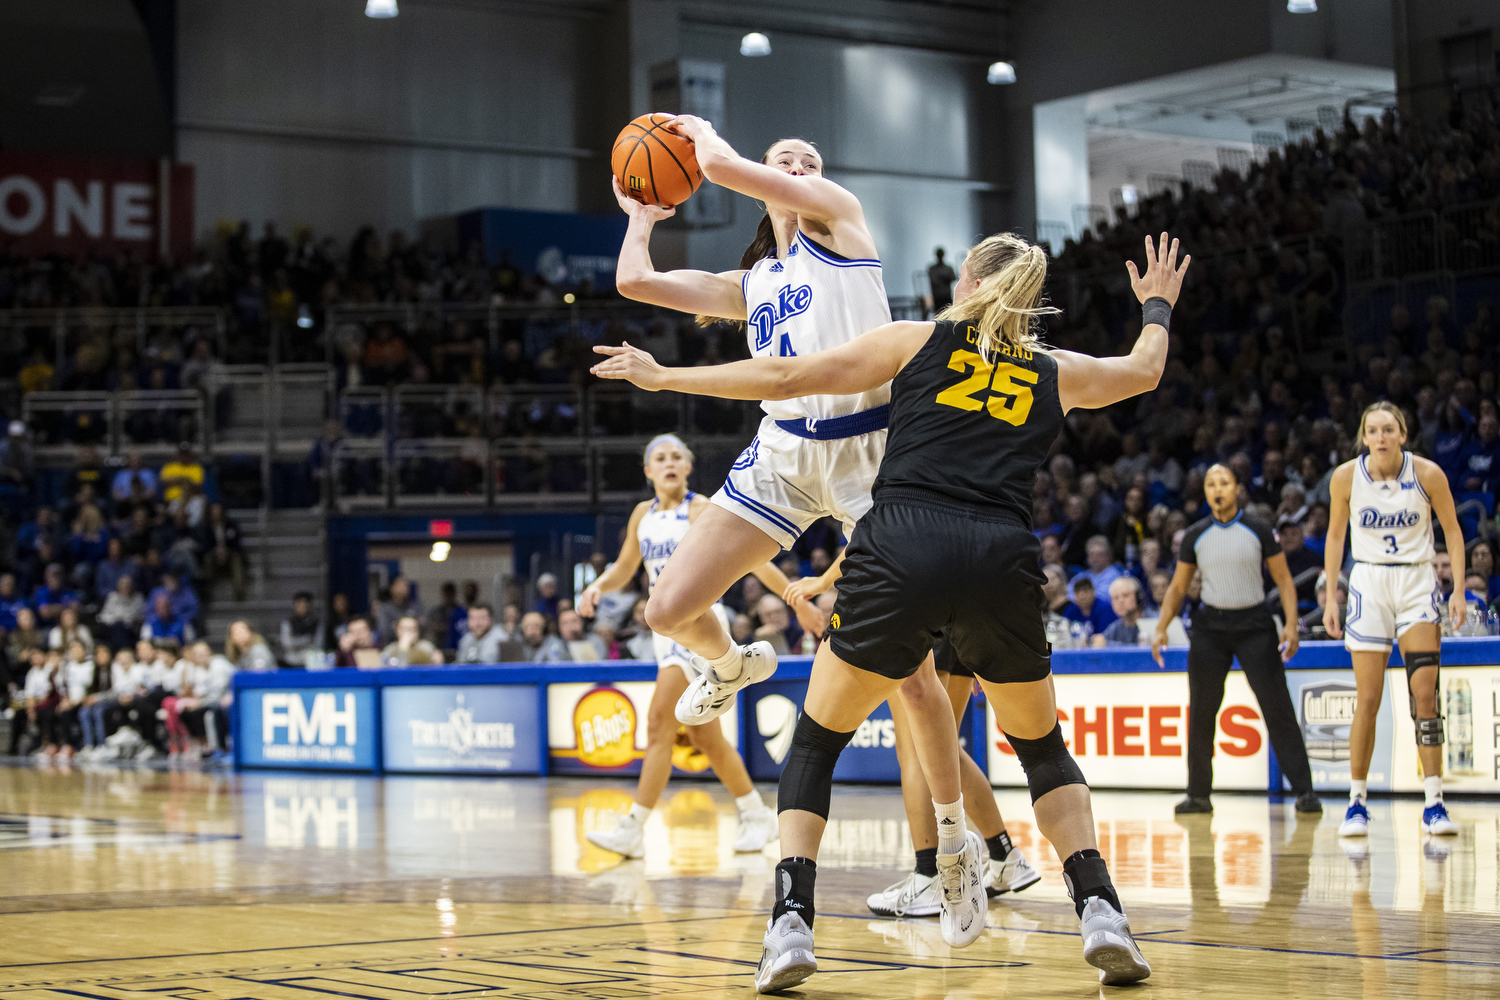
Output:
[
  {"xmin": 749, "ymin": 284, "xmax": 812, "ymax": 353},
  {"xmin": 1358, "ymin": 507, "xmax": 1420, "ymax": 529}
]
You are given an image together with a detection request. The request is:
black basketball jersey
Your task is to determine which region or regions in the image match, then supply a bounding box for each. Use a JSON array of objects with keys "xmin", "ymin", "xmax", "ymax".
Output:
[{"xmin": 872, "ymin": 319, "xmax": 1062, "ymax": 525}]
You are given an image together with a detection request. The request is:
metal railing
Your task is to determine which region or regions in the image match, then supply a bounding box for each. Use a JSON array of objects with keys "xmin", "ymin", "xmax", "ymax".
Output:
[
  {"xmin": 1345, "ymin": 198, "xmax": 1500, "ymax": 284},
  {"xmin": 0, "ymin": 307, "xmax": 226, "ymax": 374}
]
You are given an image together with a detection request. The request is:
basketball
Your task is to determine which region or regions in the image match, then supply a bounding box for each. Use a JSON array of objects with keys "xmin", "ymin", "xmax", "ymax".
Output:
[{"xmin": 612, "ymin": 113, "xmax": 703, "ymax": 208}]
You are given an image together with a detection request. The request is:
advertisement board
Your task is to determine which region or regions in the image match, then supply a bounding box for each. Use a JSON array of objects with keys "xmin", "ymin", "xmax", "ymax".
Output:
[
  {"xmin": 986, "ymin": 672, "xmax": 1269, "ymax": 791},
  {"xmin": 744, "ymin": 679, "xmax": 906, "ymax": 783},
  {"xmin": 546, "ymin": 681, "xmax": 739, "ymax": 776},
  {"xmin": 456, "ymin": 207, "xmax": 628, "ymax": 288},
  {"xmin": 1290, "ymin": 669, "xmax": 1397, "ymax": 792},
  {"xmin": 381, "ymin": 685, "xmax": 541, "ymax": 774},
  {"xmin": 0, "ymin": 152, "xmax": 193, "ymax": 258},
  {"xmin": 1391, "ymin": 665, "xmax": 1500, "ymax": 793},
  {"xmin": 238, "ymin": 687, "xmax": 378, "ymax": 772}
]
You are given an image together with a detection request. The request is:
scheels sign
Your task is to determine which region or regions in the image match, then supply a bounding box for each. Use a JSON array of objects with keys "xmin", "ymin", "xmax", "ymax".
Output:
[{"xmin": 0, "ymin": 152, "xmax": 193, "ymax": 258}]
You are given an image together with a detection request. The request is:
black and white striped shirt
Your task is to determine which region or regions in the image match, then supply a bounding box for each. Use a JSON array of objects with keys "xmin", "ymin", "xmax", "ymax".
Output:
[{"xmin": 1178, "ymin": 511, "xmax": 1279, "ymax": 613}]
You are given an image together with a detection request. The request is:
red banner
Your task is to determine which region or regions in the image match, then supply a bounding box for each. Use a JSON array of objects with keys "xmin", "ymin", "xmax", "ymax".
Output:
[{"xmin": 0, "ymin": 152, "xmax": 193, "ymax": 260}]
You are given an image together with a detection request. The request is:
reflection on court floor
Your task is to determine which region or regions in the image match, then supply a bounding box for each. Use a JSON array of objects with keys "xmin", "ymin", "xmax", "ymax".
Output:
[{"xmin": 1, "ymin": 762, "xmax": 1497, "ymax": 998}]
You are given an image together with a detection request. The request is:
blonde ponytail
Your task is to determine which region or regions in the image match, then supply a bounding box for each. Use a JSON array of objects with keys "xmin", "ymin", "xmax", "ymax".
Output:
[{"xmin": 938, "ymin": 233, "xmax": 1058, "ymax": 357}]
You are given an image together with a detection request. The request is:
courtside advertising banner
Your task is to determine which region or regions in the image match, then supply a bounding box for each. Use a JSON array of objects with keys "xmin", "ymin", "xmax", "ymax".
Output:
[
  {"xmin": 1291, "ymin": 668, "xmax": 1397, "ymax": 792},
  {"xmin": 546, "ymin": 681, "xmax": 739, "ymax": 776},
  {"xmin": 1391, "ymin": 665, "xmax": 1500, "ymax": 793},
  {"xmin": 0, "ymin": 152, "xmax": 193, "ymax": 258},
  {"xmin": 239, "ymin": 687, "xmax": 378, "ymax": 772},
  {"xmin": 986, "ymin": 672, "xmax": 1270, "ymax": 790},
  {"xmin": 744, "ymin": 680, "xmax": 904, "ymax": 783},
  {"xmin": 381, "ymin": 685, "xmax": 542, "ymax": 774}
]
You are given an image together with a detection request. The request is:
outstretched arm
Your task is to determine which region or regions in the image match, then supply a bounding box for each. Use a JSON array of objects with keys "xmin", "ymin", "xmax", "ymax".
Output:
[
  {"xmin": 591, "ymin": 321, "xmax": 931, "ymax": 400},
  {"xmin": 1052, "ymin": 233, "xmax": 1190, "ymax": 412},
  {"xmin": 611, "ymin": 178, "xmax": 747, "ymax": 318},
  {"xmin": 668, "ymin": 116, "xmax": 865, "ymax": 232}
]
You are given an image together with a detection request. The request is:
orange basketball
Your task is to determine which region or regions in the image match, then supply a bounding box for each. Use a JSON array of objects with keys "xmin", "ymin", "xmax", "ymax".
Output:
[{"xmin": 612, "ymin": 113, "xmax": 703, "ymax": 208}]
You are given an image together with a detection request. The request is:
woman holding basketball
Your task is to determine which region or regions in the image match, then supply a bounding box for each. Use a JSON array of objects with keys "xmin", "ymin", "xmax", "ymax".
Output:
[
  {"xmin": 611, "ymin": 119, "xmax": 906, "ymax": 729},
  {"xmin": 577, "ymin": 434, "xmax": 799, "ymax": 860},
  {"xmin": 1323, "ymin": 402, "xmax": 1466, "ymax": 839}
]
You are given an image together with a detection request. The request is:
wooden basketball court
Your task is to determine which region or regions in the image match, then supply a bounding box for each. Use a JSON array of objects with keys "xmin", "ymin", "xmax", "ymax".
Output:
[{"xmin": 2, "ymin": 763, "xmax": 1496, "ymax": 998}]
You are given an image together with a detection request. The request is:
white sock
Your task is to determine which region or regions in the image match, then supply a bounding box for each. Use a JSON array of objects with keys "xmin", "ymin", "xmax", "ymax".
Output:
[
  {"xmin": 934, "ymin": 797, "xmax": 965, "ymax": 856},
  {"xmin": 708, "ymin": 643, "xmax": 743, "ymax": 681},
  {"xmin": 1424, "ymin": 775, "xmax": 1442, "ymax": 808},
  {"xmin": 735, "ymin": 790, "xmax": 765, "ymax": 814},
  {"xmin": 626, "ymin": 803, "xmax": 651, "ymax": 825},
  {"xmin": 1349, "ymin": 779, "xmax": 1367, "ymax": 805}
]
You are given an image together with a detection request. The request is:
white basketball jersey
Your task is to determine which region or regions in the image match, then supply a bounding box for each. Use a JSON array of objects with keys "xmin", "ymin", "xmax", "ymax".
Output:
[
  {"xmin": 741, "ymin": 230, "xmax": 892, "ymax": 421},
  {"xmin": 637, "ymin": 492, "xmax": 695, "ymax": 588},
  {"xmin": 1349, "ymin": 452, "xmax": 1433, "ymax": 564}
]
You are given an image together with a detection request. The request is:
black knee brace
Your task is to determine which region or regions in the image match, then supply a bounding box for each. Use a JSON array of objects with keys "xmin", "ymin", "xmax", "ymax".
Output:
[
  {"xmin": 1008, "ymin": 723, "xmax": 1087, "ymax": 803},
  {"xmin": 1405, "ymin": 650, "xmax": 1442, "ymax": 745},
  {"xmin": 777, "ymin": 713, "xmax": 855, "ymax": 820}
]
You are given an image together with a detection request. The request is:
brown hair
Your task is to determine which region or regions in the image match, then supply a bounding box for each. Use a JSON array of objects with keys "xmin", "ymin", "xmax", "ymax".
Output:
[
  {"xmin": 698, "ymin": 138, "xmax": 820, "ymax": 328},
  {"xmin": 1356, "ymin": 400, "xmax": 1408, "ymax": 448},
  {"xmin": 937, "ymin": 232, "xmax": 1058, "ymax": 356}
]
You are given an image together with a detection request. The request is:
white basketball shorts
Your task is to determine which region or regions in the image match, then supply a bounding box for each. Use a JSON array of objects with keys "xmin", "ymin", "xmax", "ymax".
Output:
[
  {"xmin": 653, "ymin": 603, "xmax": 732, "ymax": 677},
  {"xmin": 1344, "ymin": 561, "xmax": 1442, "ymax": 653},
  {"xmin": 711, "ymin": 416, "xmax": 886, "ymax": 550}
]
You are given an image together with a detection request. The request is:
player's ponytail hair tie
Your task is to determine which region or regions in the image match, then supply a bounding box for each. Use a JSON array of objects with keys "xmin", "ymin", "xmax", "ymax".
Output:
[{"xmin": 938, "ymin": 233, "xmax": 1059, "ymax": 358}]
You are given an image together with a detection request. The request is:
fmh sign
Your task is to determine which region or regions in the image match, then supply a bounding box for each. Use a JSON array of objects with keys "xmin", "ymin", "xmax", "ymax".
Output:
[
  {"xmin": 0, "ymin": 153, "xmax": 193, "ymax": 258},
  {"xmin": 240, "ymin": 688, "xmax": 378, "ymax": 771}
]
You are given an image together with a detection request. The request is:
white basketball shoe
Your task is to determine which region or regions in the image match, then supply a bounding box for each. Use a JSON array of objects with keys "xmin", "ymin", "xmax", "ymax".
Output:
[
  {"xmin": 866, "ymin": 871, "xmax": 942, "ymax": 917},
  {"xmin": 585, "ymin": 813, "xmax": 645, "ymax": 859},
  {"xmin": 734, "ymin": 807, "xmax": 778, "ymax": 852},
  {"xmin": 755, "ymin": 911, "xmax": 817, "ymax": 994},
  {"xmin": 1079, "ymin": 896, "xmax": 1151, "ymax": 985},
  {"xmin": 986, "ymin": 847, "xmax": 1041, "ymax": 896},
  {"xmin": 936, "ymin": 830, "xmax": 987, "ymax": 947},
  {"xmin": 676, "ymin": 641, "xmax": 778, "ymax": 725}
]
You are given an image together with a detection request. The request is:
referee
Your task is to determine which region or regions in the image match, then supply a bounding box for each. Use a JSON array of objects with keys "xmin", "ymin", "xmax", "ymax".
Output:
[{"xmin": 1151, "ymin": 463, "xmax": 1322, "ymax": 815}]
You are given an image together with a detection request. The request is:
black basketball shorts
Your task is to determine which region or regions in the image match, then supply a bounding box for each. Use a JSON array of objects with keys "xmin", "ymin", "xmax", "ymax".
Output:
[
  {"xmin": 933, "ymin": 635, "xmax": 974, "ymax": 678},
  {"xmin": 829, "ymin": 488, "xmax": 1052, "ymax": 685}
]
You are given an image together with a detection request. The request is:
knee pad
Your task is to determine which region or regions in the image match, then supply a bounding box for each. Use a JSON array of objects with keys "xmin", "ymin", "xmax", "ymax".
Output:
[
  {"xmin": 1405, "ymin": 649, "xmax": 1440, "ymax": 721},
  {"xmin": 1416, "ymin": 716, "xmax": 1444, "ymax": 746},
  {"xmin": 777, "ymin": 713, "xmax": 855, "ymax": 820},
  {"xmin": 1008, "ymin": 723, "xmax": 1087, "ymax": 804}
]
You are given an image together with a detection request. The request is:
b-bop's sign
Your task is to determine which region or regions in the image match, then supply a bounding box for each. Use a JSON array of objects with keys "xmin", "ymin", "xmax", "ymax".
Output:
[
  {"xmin": 546, "ymin": 681, "xmax": 739, "ymax": 776},
  {"xmin": 381, "ymin": 685, "xmax": 541, "ymax": 774},
  {"xmin": 239, "ymin": 688, "xmax": 377, "ymax": 771}
]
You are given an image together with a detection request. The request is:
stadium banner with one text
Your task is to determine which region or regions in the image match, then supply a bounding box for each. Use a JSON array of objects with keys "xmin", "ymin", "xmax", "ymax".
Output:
[
  {"xmin": 986, "ymin": 671, "xmax": 1270, "ymax": 791},
  {"xmin": 546, "ymin": 681, "xmax": 739, "ymax": 777},
  {"xmin": 0, "ymin": 152, "xmax": 193, "ymax": 258},
  {"xmin": 238, "ymin": 687, "xmax": 378, "ymax": 772},
  {"xmin": 381, "ymin": 685, "xmax": 541, "ymax": 774}
]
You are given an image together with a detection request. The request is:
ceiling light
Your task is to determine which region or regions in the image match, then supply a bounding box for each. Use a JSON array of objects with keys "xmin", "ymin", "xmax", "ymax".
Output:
[
  {"xmin": 1287, "ymin": 0, "xmax": 1317, "ymax": 12},
  {"xmin": 366, "ymin": 0, "xmax": 398, "ymax": 18},
  {"xmin": 988, "ymin": 61, "xmax": 1017, "ymax": 85},
  {"xmin": 740, "ymin": 32, "xmax": 771, "ymax": 57},
  {"xmin": 430, "ymin": 541, "xmax": 450, "ymax": 562}
]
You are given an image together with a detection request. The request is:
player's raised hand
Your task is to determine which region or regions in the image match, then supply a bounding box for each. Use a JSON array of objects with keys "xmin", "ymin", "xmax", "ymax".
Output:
[
  {"xmin": 591, "ymin": 343, "xmax": 669, "ymax": 391},
  {"xmin": 663, "ymin": 114, "xmax": 715, "ymax": 143},
  {"xmin": 1127, "ymin": 232, "xmax": 1190, "ymax": 308},
  {"xmin": 613, "ymin": 176, "xmax": 676, "ymax": 220}
]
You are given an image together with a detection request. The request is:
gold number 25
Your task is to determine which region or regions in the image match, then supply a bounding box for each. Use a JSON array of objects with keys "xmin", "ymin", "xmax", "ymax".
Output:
[{"xmin": 934, "ymin": 350, "xmax": 1036, "ymax": 426}]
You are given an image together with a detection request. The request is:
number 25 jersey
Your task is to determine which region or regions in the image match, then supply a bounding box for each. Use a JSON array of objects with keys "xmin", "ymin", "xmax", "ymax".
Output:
[
  {"xmin": 1348, "ymin": 451, "xmax": 1433, "ymax": 564},
  {"xmin": 873, "ymin": 319, "xmax": 1062, "ymax": 526}
]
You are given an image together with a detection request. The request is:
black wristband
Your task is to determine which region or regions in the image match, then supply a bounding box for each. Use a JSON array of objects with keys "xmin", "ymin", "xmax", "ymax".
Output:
[{"xmin": 1142, "ymin": 296, "xmax": 1171, "ymax": 331}]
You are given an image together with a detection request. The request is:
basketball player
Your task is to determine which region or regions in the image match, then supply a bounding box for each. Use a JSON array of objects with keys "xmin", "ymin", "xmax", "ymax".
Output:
[
  {"xmin": 593, "ymin": 230, "xmax": 1190, "ymax": 989},
  {"xmin": 612, "ymin": 119, "xmax": 932, "ymax": 734},
  {"xmin": 866, "ymin": 638, "xmax": 1040, "ymax": 918},
  {"xmin": 1323, "ymin": 402, "xmax": 1467, "ymax": 838},
  {"xmin": 577, "ymin": 434, "xmax": 808, "ymax": 858}
]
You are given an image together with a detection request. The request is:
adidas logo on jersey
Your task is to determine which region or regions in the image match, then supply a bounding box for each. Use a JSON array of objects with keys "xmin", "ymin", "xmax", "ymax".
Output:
[{"xmin": 770, "ymin": 262, "xmax": 784, "ymax": 272}]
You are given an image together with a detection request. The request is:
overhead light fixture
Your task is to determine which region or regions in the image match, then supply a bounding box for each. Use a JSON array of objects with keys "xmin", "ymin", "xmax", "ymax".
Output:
[
  {"xmin": 1287, "ymin": 0, "xmax": 1317, "ymax": 11},
  {"xmin": 740, "ymin": 32, "xmax": 771, "ymax": 57},
  {"xmin": 296, "ymin": 304, "xmax": 314, "ymax": 329},
  {"xmin": 365, "ymin": 0, "xmax": 398, "ymax": 18},
  {"xmin": 430, "ymin": 541, "xmax": 450, "ymax": 562},
  {"xmin": 987, "ymin": 61, "xmax": 1017, "ymax": 85}
]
